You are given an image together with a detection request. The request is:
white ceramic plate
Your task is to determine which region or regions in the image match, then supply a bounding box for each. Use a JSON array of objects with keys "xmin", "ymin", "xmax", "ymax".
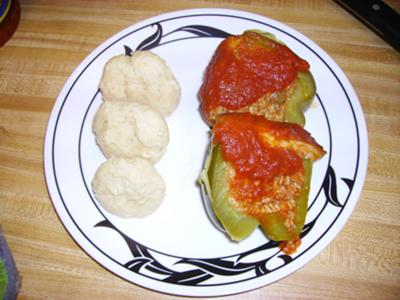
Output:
[{"xmin": 44, "ymin": 8, "xmax": 368, "ymax": 297}]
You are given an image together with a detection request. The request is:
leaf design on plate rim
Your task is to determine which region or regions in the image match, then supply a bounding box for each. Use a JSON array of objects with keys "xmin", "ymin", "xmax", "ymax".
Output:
[
  {"xmin": 176, "ymin": 258, "xmax": 255, "ymax": 276},
  {"xmin": 136, "ymin": 23, "xmax": 163, "ymax": 50},
  {"xmin": 124, "ymin": 45, "xmax": 133, "ymax": 56},
  {"xmin": 163, "ymin": 268, "xmax": 212, "ymax": 285},
  {"xmin": 124, "ymin": 257, "xmax": 152, "ymax": 272},
  {"xmin": 171, "ymin": 25, "xmax": 231, "ymax": 38},
  {"xmin": 341, "ymin": 177, "xmax": 354, "ymax": 190},
  {"xmin": 323, "ymin": 165, "xmax": 342, "ymax": 207}
]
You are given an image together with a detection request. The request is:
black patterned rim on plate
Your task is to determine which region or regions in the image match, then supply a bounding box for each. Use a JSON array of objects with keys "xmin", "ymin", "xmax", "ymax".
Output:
[{"xmin": 45, "ymin": 9, "xmax": 368, "ymax": 297}]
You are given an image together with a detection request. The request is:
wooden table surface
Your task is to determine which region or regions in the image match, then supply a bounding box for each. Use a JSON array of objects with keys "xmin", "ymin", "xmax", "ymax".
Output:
[{"xmin": 1, "ymin": 0, "xmax": 399, "ymax": 299}]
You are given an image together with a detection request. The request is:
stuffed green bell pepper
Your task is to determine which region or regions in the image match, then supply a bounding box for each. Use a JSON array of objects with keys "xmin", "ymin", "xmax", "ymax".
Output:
[
  {"xmin": 200, "ymin": 113, "xmax": 325, "ymax": 253},
  {"xmin": 199, "ymin": 30, "xmax": 316, "ymax": 127}
]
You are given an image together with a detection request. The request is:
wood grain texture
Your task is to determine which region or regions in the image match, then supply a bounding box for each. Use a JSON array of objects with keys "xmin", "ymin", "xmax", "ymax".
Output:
[{"xmin": 0, "ymin": 1, "xmax": 399, "ymax": 299}]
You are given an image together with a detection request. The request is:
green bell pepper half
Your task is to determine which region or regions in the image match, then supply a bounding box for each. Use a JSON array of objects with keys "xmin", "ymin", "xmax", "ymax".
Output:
[{"xmin": 201, "ymin": 144, "xmax": 312, "ymax": 242}]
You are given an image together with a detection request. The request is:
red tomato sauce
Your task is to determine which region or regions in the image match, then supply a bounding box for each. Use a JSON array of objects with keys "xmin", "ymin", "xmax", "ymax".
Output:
[
  {"xmin": 200, "ymin": 31, "xmax": 309, "ymax": 119},
  {"xmin": 213, "ymin": 113, "xmax": 304, "ymax": 202}
]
